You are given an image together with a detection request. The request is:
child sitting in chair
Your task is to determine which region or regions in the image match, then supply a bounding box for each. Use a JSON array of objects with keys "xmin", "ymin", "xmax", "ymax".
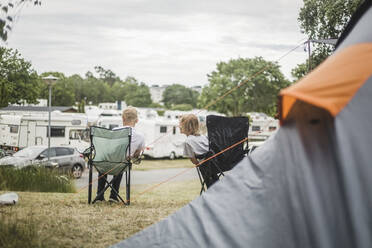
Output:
[{"xmin": 179, "ymin": 114, "xmax": 219, "ymax": 188}]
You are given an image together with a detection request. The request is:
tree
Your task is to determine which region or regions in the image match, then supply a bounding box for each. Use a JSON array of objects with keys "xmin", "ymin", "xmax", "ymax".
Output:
[
  {"xmin": 69, "ymin": 74, "xmax": 85, "ymax": 102},
  {"xmin": 94, "ymin": 66, "xmax": 120, "ymax": 87},
  {"xmin": 111, "ymin": 80, "xmax": 127, "ymax": 102},
  {"xmin": 83, "ymin": 76, "xmax": 113, "ymax": 104},
  {"xmin": 77, "ymin": 99, "xmax": 85, "ymax": 113},
  {"xmin": 162, "ymin": 84, "xmax": 199, "ymax": 109},
  {"xmin": 39, "ymin": 72, "xmax": 76, "ymax": 106},
  {"xmin": 0, "ymin": 1, "xmax": 41, "ymax": 41},
  {"xmin": 124, "ymin": 79, "xmax": 152, "ymax": 107},
  {"xmin": 292, "ymin": 0, "xmax": 363, "ymax": 80},
  {"xmin": 199, "ymin": 57, "xmax": 289, "ymax": 117},
  {"xmin": 0, "ymin": 47, "xmax": 40, "ymax": 107}
]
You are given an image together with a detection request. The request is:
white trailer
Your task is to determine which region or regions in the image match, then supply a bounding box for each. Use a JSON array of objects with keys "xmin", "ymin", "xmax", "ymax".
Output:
[
  {"xmin": 96, "ymin": 116, "xmax": 186, "ymax": 159},
  {"xmin": 247, "ymin": 112, "xmax": 279, "ymax": 141},
  {"xmin": 0, "ymin": 112, "xmax": 90, "ymax": 152}
]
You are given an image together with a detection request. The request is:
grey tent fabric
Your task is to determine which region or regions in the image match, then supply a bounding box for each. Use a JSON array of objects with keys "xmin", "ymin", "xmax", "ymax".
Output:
[
  {"xmin": 112, "ymin": 78, "xmax": 372, "ymax": 248},
  {"xmin": 111, "ymin": 3, "xmax": 372, "ymax": 248}
]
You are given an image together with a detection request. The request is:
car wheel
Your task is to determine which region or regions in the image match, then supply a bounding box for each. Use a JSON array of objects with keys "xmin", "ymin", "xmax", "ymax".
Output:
[
  {"xmin": 72, "ymin": 164, "xmax": 83, "ymax": 179},
  {"xmin": 169, "ymin": 152, "xmax": 176, "ymax": 160}
]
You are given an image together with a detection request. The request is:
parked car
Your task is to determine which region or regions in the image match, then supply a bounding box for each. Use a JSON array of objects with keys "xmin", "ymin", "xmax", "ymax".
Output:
[{"xmin": 0, "ymin": 146, "xmax": 86, "ymax": 178}]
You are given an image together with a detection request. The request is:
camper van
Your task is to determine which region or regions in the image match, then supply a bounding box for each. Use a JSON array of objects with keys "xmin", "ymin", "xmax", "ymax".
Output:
[
  {"xmin": 0, "ymin": 112, "xmax": 90, "ymax": 153},
  {"xmin": 96, "ymin": 116, "xmax": 186, "ymax": 159},
  {"xmin": 247, "ymin": 112, "xmax": 279, "ymax": 141}
]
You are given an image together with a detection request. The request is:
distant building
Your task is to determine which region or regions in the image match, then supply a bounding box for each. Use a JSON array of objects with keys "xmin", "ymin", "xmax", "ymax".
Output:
[
  {"xmin": 191, "ymin": 86, "xmax": 203, "ymax": 94},
  {"xmin": 149, "ymin": 85, "xmax": 168, "ymax": 104}
]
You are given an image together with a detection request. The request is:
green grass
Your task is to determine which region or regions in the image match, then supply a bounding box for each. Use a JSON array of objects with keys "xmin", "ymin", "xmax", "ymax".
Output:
[
  {"xmin": 0, "ymin": 212, "xmax": 48, "ymax": 248},
  {"xmin": 0, "ymin": 167, "xmax": 76, "ymax": 193},
  {"xmin": 0, "ymin": 179, "xmax": 200, "ymax": 248}
]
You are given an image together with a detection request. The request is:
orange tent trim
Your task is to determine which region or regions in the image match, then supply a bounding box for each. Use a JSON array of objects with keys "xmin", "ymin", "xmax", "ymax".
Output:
[{"xmin": 280, "ymin": 43, "xmax": 372, "ymax": 122}]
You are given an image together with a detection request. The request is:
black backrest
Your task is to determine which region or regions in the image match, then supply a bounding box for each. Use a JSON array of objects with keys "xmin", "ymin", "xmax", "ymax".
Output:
[{"xmin": 207, "ymin": 115, "xmax": 249, "ymax": 172}]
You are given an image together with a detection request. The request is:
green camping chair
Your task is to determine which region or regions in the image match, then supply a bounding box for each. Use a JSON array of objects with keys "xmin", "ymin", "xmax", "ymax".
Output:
[{"xmin": 87, "ymin": 126, "xmax": 132, "ymax": 205}]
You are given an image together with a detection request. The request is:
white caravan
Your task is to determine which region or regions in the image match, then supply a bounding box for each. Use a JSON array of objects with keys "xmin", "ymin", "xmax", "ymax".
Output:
[
  {"xmin": 138, "ymin": 119, "xmax": 185, "ymax": 159},
  {"xmin": 96, "ymin": 116, "xmax": 186, "ymax": 159},
  {"xmin": 247, "ymin": 112, "xmax": 279, "ymax": 141},
  {"xmin": 96, "ymin": 116, "xmax": 122, "ymax": 130},
  {"xmin": 0, "ymin": 112, "xmax": 90, "ymax": 152}
]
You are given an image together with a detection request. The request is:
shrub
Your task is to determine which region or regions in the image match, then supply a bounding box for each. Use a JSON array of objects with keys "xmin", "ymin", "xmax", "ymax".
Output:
[
  {"xmin": 171, "ymin": 104, "xmax": 193, "ymax": 111},
  {"xmin": 0, "ymin": 166, "xmax": 76, "ymax": 193},
  {"xmin": 157, "ymin": 110, "xmax": 165, "ymax": 116}
]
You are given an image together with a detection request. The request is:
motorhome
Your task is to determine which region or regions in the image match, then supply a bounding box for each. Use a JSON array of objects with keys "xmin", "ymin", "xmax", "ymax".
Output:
[
  {"xmin": 138, "ymin": 119, "xmax": 185, "ymax": 159},
  {"xmin": 163, "ymin": 109, "xmax": 224, "ymax": 124},
  {"xmin": 0, "ymin": 112, "xmax": 90, "ymax": 153},
  {"xmin": 96, "ymin": 116, "xmax": 186, "ymax": 159},
  {"xmin": 247, "ymin": 112, "xmax": 279, "ymax": 141},
  {"xmin": 96, "ymin": 116, "xmax": 122, "ymax": 130},
  {"xmin": 137, "ymin": 107, "xmax": 159, "ymax": 120}
]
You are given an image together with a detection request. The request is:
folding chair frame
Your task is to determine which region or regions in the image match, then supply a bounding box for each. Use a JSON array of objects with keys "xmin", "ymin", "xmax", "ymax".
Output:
[
  {"xmin": 87, "ymin": 126, "xmax": 132, "ymax": 205},
  {"xmin": 197, "ymin": 115, "xmax": 249, "ymax": 194},
  {"xmin": 196, "ymin": 152, "xmax": 225, "ymax": 194}
]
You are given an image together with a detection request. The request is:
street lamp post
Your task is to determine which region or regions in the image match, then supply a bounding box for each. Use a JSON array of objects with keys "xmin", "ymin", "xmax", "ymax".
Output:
[{"xmin": 42, "ymin": 75, "xmax": 58, "ymax": 163}]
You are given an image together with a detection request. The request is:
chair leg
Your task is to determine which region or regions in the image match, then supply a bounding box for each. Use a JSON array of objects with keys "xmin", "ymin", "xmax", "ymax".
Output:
[
  {"xmin": 126, "ymin": 165, "xmax": 131, "ymax": 205},
  {"xmin": 92, "ymin": 176, "xmax": 111, "ymax": 204},
  {"xmin": 91, "ymin": 165, "xmax": 130, "ymax": 205},
  {"xmin": 88, "ymin": 161, "xmax": 93, "ymax": 204},
  {"xmin": 108, "ymin": 182, "xmax": 126, "ymax": 204},
  {"xmin": 196, "ymin": 167, "xmax": 206, "ymax": 195},
  {"xmin": 93, "ymin": 177, "xmax": 128, "ymax": 204}
]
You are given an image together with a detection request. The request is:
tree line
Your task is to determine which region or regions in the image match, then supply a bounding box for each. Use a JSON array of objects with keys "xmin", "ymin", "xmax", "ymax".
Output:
[
  {"xmin": 0, "ymin": 47, "xmax": 288, "ymax": 116},
  {"xmin": 0, "ymin": 0, "xmax": 363, "ymax": 116},
  {"xmin": 0, "ymin": 49, "xmax": 203, "ymax": 111}
]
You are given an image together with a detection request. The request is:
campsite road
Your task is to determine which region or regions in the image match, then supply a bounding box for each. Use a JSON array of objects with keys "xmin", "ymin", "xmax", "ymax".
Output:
[{"xmin": 75, "ymin": 168, "xmax": 199, "ymax": 189}]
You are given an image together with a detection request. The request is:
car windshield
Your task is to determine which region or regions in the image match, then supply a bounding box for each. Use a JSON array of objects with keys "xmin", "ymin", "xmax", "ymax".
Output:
[{"xmin": 13, "ymin": 147, "xmax": 45, "ymax": 158}]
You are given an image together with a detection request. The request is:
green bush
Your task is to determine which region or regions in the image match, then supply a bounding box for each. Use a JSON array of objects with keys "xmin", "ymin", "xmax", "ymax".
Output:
[
  {"xmin": 157, "ymin": 110, "xmax": 165, "ymax": 116},
  {"xmin": 171, "ymin": 104, "xmax": 193, "ymax": 111},
  {"xmin": 148, "ymin": 102, "xmax": 163, "ymax": 108},
  {"xmin": 0, "ymin": 166, "xmax": 76, "ymax": 193},
  {"xmin": 0, "ymin": 213, "xmax": 45, "ymax": 248}
]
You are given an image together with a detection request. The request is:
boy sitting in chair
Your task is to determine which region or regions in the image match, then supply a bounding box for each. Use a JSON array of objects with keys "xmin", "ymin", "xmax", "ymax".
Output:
[{"xmin": 96, "ymin": 106, "xmax": 145, "ymax": 202}]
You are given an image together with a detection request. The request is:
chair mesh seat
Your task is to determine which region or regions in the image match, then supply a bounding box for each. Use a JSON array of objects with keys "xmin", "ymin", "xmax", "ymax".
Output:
[
  {"xmin": 196, "ymin": 115, "xmax": 249, "ymax": 193},
  {"xmin": 87, "ymin": 126, "xmax": 132, "ymax": 205},
  {"xmin": 91, "ymin": 127, "xmax": 131, "ymax": 175}
]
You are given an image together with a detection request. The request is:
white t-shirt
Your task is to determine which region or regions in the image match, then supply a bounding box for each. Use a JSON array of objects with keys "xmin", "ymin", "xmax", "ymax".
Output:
[
  {"xmin": 183, "ymin": 135, "xmax": 209, "ymax": 158},
  {"xmin": 113, "ymin": 126, "xmax": 145, "ymax": 156}
]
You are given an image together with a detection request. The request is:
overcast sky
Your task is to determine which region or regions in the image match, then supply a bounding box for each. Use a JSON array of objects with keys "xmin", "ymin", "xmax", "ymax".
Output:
[{"xmin": 5, "ymin": 0, "xmax": 308, "ymax": 87}]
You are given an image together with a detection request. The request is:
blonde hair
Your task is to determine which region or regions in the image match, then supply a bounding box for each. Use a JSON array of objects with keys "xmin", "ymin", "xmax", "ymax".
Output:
[
  {"xmin": 122, "ymin": 106, "xmax": 138, "ymax": 124},
  {"xmin": 180, "ymin": 114, "xmax": 200, "ymax": 136}
]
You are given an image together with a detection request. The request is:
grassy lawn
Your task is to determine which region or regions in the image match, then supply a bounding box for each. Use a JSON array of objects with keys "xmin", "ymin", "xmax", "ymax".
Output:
[
  {"xmin": 133, "ymin": 158, "xmax": 193, "ymax": 171},
  {"xmin": 0, "ymin": 179, "xmax": 200, "ymax": 248}
]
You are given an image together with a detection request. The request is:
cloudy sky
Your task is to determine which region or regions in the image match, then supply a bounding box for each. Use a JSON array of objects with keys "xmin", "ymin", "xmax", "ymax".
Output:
[{"xmin": 5, "ymin": 0, "xmax": 308, "ymax": 86}]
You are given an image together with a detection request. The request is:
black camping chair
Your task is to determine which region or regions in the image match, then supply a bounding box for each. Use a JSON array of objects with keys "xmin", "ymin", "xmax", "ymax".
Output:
[
  {"xmin": 196, "ymin": 115, "xmax": 249, "ymax": 194},
  {"xmin": 86, "ymin": 126, "xmax": 132, "ymax": 205}
]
